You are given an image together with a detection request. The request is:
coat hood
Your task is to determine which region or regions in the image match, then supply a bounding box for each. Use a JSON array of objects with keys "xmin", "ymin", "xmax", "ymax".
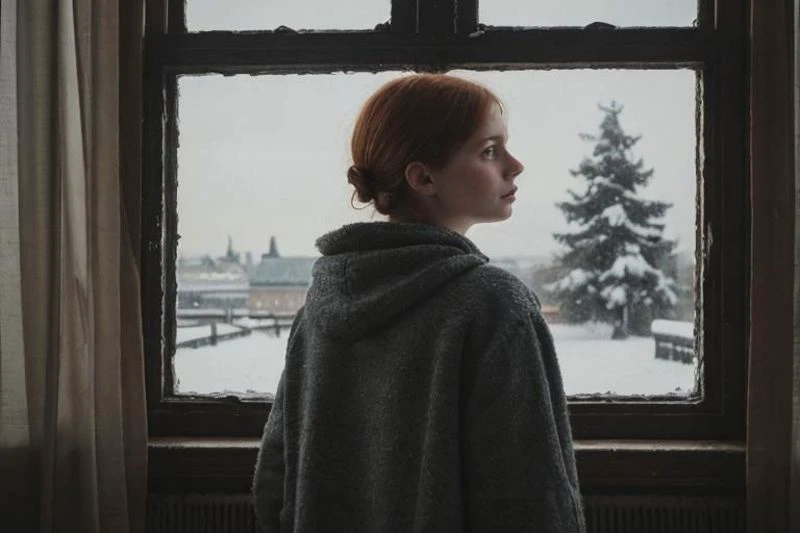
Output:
[{"xmin": 305, "ymin": 222, "xmax": 489, "ymax": 340}]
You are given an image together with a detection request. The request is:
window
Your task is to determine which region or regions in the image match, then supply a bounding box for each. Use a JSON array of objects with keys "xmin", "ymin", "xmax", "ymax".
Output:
[
  {"xmin": 144, "ymin": 0, "xmax": 747, "ymax": 445},
  {"xmin": 173, "ymin": 69, "xmax": 698, "ymax": 400}
]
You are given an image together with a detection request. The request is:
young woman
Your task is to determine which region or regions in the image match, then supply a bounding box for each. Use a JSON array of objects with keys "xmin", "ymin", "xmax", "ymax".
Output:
[{"xmin": 253, "ymin": 73, "xmax": 585, "ymax": 532}]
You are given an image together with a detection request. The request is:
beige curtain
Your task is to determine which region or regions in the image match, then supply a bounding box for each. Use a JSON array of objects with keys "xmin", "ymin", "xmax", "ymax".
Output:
[{"xmin": 0, "ymin": 1, "xmax": 147, "ymax": 531}]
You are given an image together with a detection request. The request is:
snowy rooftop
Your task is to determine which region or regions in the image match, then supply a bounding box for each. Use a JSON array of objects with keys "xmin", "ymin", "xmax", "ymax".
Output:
[{"xmin": 251, "ymin": 257, "xmax": 317, "ymax": 287}]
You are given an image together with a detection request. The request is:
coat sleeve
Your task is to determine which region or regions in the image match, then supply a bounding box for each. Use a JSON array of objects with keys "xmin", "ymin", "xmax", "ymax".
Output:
[
  {"xmin": 253, "ymin": 370, "xmax": 286, "ymax": 533},
  {"xmin": 461, "ymin": 313, "xmax": 585, "ymax": 533}
]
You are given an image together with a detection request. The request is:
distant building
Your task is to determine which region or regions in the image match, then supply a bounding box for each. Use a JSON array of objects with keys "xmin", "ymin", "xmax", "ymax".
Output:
[
  {"xmin": 176, "ymin": 236, "xmax": 249, "ymax": 310},
  {"xmin": 248, "ymin": 236, "xmax": 317, "ymax": 315},
  {"xmin": 491, "ymin": 256, "xmax": 551, "ymax": 290},
  {"xmin": 180, "ymin": 238, "xmax": 635, "ymax": 325},
  {"xmin": 177, "ymin": 235, "xmax": 317, "ymax": 316}
]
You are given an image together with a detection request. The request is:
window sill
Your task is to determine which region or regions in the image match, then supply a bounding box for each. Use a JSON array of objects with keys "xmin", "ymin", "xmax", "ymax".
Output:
[{"xmin": 148, "ymin": 438, "xmax": 745, "ymax": 494}]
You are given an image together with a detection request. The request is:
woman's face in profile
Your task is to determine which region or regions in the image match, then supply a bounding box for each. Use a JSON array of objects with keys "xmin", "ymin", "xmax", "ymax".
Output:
[{"xmin": 427, "ymin": 105, "xmax": 525, "ymax": 233}]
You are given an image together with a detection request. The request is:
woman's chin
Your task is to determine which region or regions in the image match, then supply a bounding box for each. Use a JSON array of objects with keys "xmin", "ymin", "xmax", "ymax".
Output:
[
  {"xmin": 497, "ymin": 206, "xmax": 514, "ymax": 221},
  {"xmin": 480, "ymin": 209, "xmax": 513, "ymax": 224}
]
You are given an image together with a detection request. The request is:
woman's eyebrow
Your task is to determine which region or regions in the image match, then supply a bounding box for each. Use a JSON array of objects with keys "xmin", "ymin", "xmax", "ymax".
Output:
[{"xmin": 478, "ymin": 134, "xmax": 506, "ymax": 145}]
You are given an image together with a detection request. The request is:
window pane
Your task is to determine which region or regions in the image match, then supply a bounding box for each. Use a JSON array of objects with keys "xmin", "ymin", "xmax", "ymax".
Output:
[
  {"xmin": 173, "ymin": 69, "xmax": 699, "ymax": 400},
  {"xmin": 481, "ymin": 0, "xmax": 697, "ymax": 27},
  {"xmin": 186, "ymin": 0, "xmax": 390, "ymax": 32}
]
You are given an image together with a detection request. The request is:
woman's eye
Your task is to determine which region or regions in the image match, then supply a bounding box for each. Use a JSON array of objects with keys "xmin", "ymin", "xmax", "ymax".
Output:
[{"xmin": 483, "ymin": 146, "xmax": 498, "ymax": 157}]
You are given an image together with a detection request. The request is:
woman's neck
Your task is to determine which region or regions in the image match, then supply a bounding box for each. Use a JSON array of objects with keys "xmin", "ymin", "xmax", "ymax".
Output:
[{"xmin": 388, "ymin": 213, "xmax": 471, "ymax": 236}]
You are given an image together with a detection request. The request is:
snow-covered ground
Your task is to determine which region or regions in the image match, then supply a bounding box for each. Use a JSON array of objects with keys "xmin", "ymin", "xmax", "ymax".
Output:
[
  {"xmin": 174, "ymin": 322, "xmax": 698, "ymax": 398},
  {"xmin": 550, "ymin": 323, "xmax": 697, "ymax": 397}
]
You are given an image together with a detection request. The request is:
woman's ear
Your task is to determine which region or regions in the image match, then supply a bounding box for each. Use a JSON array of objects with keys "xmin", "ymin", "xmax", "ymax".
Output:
[{"xmin": 404, "ymin": 161, "xmax": 437, "ymax": 197}]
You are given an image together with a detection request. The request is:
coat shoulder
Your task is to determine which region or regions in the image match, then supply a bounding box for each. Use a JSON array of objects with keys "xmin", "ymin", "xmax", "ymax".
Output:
[{"xmin": 454, "ymin": 263, "xmax": 542, "ymax": 321}]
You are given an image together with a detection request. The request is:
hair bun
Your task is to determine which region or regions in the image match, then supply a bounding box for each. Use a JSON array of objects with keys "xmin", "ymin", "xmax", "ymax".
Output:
[{"xmin": 347, "ymin": 165, "xmax": 375, "ymax": 203}]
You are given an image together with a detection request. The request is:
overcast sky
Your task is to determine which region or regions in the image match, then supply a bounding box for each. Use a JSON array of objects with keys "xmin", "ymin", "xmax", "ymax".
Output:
[{"xmin": 177, "ymin": 1, "xmax": 698, "ymax": 261}]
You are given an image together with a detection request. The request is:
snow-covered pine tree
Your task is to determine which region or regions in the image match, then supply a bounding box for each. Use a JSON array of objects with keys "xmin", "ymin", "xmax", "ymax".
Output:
[{"xmin": 547, "ymin": 101, "xmax": 679, "ymax": 338}]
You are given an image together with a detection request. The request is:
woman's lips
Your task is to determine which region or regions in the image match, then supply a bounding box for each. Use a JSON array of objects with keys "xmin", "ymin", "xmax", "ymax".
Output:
[{"xmin": 501, "ymin": 186, "xmax": 518, "ymax": 199}]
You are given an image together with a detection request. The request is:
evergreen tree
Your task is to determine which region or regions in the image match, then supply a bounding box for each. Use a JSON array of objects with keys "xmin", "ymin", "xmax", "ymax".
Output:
[{"xmin": 547, "ymin": 102, "xmax": 679, "ymax": 338}]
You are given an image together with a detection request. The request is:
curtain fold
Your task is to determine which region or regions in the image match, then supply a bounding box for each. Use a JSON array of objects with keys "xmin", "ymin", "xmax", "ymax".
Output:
[
  {"xmin": 1, "ymin": 1, "xmax": 147, "ymax": 531},
  {"xmin": 0, "ymin": 0, "xmax": 33, "ymax": 522}
]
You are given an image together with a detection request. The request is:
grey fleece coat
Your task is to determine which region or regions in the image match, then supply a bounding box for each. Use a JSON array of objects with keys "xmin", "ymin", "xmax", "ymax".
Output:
[{"xmin": 253, "ymin": 222, "xmax": 585, "ymax": 533}]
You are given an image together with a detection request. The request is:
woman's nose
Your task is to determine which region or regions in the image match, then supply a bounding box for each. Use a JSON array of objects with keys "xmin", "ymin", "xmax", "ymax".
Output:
[{"xmin": 507, "ymin": 153, "xmax": 524, "ymax": 178}]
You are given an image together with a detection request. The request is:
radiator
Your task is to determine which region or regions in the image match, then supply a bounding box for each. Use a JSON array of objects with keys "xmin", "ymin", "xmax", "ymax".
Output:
[
  {"xmin": 148, "ymin": 494, "xmax": 257, "ymax": 533},
  {"xmin": 584, "ymin": 495, "xmax": 745, "ymax": 533},
  {"xmin": 147, "ymin": 494, "xmax": 745, "ymax": 533}
]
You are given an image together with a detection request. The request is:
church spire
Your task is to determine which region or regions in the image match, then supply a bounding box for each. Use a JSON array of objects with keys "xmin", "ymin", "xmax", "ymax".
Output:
[
  {"xmin": 267, "ymin": 236, "xmax": 280, "ymax": 258},
  {"xmin": 225, "ymin": 234, "xmax": 240, "ymax": 263},
  {"xmin": 226, "ymin": 234, "xmax": 235, "ymax": 260}
]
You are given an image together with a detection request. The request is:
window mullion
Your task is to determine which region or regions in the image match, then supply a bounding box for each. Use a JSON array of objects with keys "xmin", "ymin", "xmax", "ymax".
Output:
[
  {"xmin": 167, "ymin": 0, "xmax": 185, "ymax": 33},
  {"xmin": 152, "ymin": 28, "xmax": 711, "ymax": 74},
  {"xmin": 455, "ymin": 0, "xmax": 478, "ymax": 35},
  {"xmin": 418, "ymin": 0, "xmax": 457, "ymax": 34},
  {"xmin": 391, "ymin": 0, "xmax": 418, "ymax": 34},
  {"xmin": 162, "ymin": 73, "xmax": 179, "ymax": 398},
  {"xmin": 697, "ymin": 0, "xmax": 715, "ymax": 29}
]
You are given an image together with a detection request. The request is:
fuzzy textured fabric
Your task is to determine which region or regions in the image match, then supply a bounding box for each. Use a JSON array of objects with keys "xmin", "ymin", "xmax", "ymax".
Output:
[{"xmin": 253, "ymin": 222, "xmax": 585, "ymax": 533}]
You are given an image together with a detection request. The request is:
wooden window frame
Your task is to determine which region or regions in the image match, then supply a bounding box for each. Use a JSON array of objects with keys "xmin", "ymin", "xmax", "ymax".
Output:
[{"xmin": 142, "ymin": 0, "xmax": 748, "ymax": 456}]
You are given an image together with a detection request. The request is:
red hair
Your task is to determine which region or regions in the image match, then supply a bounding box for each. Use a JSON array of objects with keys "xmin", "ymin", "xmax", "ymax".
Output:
[{"xmin": 348, "ymin": 73, "xmax": 504, "ymax": 215}]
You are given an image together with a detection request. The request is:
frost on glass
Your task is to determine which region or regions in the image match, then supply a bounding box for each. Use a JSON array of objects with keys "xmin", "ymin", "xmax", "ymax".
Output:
[
  {"xmin": 481, "ymin": 0, "xmax": 697, "ymax": 27},
  {"xmin": 173, "ymin": 69, "xmax": 700, "ymax": 400},
  {"xmin": 186, "ymin": 0, "xmax": 390, "ymax": 31}
]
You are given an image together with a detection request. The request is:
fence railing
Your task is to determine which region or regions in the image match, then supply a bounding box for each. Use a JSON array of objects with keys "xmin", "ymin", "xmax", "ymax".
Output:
[
  {"xmin": 176, "ymin": 323, "xmax": 253, "ymax": 349},
  {"xmin": 177, "ymin": 308, "xmax": 295, "ymax": 323},
  {"xmin": 175, "ymin": 309, "xmax": 296, "ymax": 348}
]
